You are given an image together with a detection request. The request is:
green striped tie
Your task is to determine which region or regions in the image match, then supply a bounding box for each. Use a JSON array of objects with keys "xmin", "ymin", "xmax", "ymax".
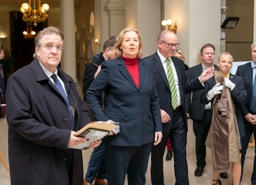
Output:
[{"xmin": 166, "ymin": 59, "xmax": 178, "ymax": 109}]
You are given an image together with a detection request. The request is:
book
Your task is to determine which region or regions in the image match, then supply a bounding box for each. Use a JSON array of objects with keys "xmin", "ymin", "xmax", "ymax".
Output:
[{"xmin": 69, "ymin": 121, "xmax": 120, "ymax": 150}]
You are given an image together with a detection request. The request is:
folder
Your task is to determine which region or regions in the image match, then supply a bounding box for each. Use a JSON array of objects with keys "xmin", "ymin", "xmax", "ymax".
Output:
[{"xmin": 69, "ymin": 121, "xmax": 119, "ymax": 150}]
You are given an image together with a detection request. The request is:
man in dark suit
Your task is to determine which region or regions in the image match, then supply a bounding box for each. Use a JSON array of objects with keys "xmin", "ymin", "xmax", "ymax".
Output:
[
  {"xmin": 144, "ymin": 30, "xmax": 215, "ymax": 185},
  {"xmin": 83, "ymin": 38, "xmax": 116, "ymax": 185},
  {"xmin": 236, "ymin": 42, "xmax": 256, "ymax": 185},
  {"xmin": 6, "ymin": 26, "xmax": 100, "ymax": 185},
  {"xmin": 186, "ymin": 43, "xmax": 228, "ymax": 179},
  {"xmin": 82, "ymin": 36, "xmax": 117, "ymax": 101}
]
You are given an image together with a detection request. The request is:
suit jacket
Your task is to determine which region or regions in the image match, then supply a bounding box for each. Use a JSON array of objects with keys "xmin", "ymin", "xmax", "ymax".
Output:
[
  {"xmin": 144, "ymin": 52, "xmax": 204, "ymax": 133},
  {"xmin": 186, "ymin": 63, "xmax": 218, "ymax": 120},
  {"xmin": 6, "ymin": 59, "xmax": 91, "ymax": 185},
  {"xmin": 200, "ymin": 74, "xmax": 247, "ymax": 137},
  {"xmin": 82, "ymin": 52, "xmax": 104, "ymax": 100},
  {"xmin": 86, "ymin": 57, "xmax": 162, "ymax": 146},
  {"xmin": 236, "ymin": 62, "xmax": 253, "ymax": 116}
]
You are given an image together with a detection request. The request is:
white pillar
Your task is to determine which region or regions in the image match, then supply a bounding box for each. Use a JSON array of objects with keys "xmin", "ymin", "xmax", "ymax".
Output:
[
  {"xmin": 104, "ymin": 2, "xmax": 125, "ymax": 36},
  {"xmin": 220, "ymin": 0, "xmax": 226, "ymax": 52},
  {"xmin": 125, "ymin": 0, "xmax": 161, "ymax": 57},
  {"xmin": 60, "ymin": 0, "xmax": 76, "ymax": 81}
]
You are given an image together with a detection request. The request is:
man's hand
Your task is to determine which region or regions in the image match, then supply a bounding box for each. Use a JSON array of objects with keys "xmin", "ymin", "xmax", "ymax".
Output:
[
  {"xmin": 199, "ymin": 67, "xmax": 215, "ymax": 83},
  {"xmin": 186, "ymin": 112, "xmax": 190, "ymax": 118},
  {"xmin": 153, "ymin": 131, "xmax": 162, "ymax": 146},
  {"xmin": 245, "ymin": 113, "xmax": 256, "ymax": 124},
  {"xmin": 160, "ymin": 109, "xmax": 171, "ymax": 123},
  {"xmin": 68, "ymin": 131, "xmax": 87, "ymax": 146}
]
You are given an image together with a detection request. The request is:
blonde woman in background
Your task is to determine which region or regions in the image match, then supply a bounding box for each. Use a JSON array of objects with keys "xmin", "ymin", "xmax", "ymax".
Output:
[
  {"xmin": 200, "ymin": 52, "xmax": 247, "ymax": 185},
  {"xmin": 174, "ymin": 48, "xmax": 189, "ymax": 71}
]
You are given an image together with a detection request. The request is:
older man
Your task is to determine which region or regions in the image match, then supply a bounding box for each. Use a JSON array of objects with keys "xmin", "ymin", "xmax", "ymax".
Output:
[
  {"xmin": 6, "ymin": 26, "xmax": 99, "ymax": 185},
  {"xmin": 144, "ymin": 30, "xmax": 214, "ymax": 185},
  {"xmin": 236, "ymin": 42, "xmax": 256, "ymax": 185}
]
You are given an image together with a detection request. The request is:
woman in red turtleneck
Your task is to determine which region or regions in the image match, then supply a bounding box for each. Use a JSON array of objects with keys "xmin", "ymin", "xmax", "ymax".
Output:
[{"xmin": 86, "ymin": 28, "xmax": 162, "ymax": 185}]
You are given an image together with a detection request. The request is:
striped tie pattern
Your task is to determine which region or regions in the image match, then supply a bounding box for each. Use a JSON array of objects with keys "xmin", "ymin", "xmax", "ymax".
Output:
[{"xmin": 166, "ymin": 59, "xmax": 178, "ymax": 109}]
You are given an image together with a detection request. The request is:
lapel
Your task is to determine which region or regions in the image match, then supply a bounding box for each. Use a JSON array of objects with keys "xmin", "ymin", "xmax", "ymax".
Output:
[
  {"xmin": 117, "ymin": 58, "xmax": 140, "ymax": 91},
  {"xmin": 246, "ymin": 63, "xmax": 253, "ymax": 93},
  {"xmin": 138, "ymin": 59, "xmax": 145, "ymax": 89},
  {"xmin": 152, "ymin": 52, "xmax": 170, "ymax": 90}
]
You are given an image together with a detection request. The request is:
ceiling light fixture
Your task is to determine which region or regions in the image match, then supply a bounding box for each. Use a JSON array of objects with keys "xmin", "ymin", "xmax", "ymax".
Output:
[{"xmin": 20, "ymin": 0, "xmax": 50, "ymax": 27}]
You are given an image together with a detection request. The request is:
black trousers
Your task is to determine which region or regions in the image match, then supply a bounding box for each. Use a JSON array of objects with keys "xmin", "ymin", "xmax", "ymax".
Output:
[
  {"xmin": 106, "ymin": 143, "xmax": 152, "ymax": 185},
  {"xmin": 151, "ymin": 107, "xmax": 189, "ymax": 185},
  {"xmin": 192, "ymin": 110, "xmax": 212, "ymax": 168},
  {"xmin": 241, "ymin": 120, "xmax": 256, "ymax": 184}
]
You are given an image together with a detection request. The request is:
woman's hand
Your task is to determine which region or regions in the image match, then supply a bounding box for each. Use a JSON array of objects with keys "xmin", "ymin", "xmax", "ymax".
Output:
[
  {"xmin": 153, "ymin": 131, "xmax": 162, "ymax": 146},
  {"xmin": 68, "ymin": 131, "xmax": 86, "ymax": 146},
  {"xmin": 105, "ymin": 119, "xmax": 118, "ymax": 136},
  {"xmin": 207, "ymin": 83, "xmax": 223, "ymax": 100}
]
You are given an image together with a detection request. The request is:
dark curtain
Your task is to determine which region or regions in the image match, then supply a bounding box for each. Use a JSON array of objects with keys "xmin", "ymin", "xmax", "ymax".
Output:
[{"xmin": 9, "ymin": 11, "xmax": 47, "ymax": 72}]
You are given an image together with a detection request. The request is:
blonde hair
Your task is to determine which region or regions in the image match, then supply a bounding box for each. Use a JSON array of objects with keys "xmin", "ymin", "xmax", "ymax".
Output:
[
  {"xmin": 218, "ymin": 52, "xmax": 233, "ymax": 62},
  {"xmin": 114, "ymin": 27, "xmax": 143, "ymax": 58},
  {"xmin": 175, "ymin": 48, "xmax": 185, "ymax": 61}
]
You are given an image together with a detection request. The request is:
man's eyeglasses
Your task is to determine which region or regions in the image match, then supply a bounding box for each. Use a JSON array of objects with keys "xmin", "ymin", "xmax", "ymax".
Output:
[
  {"xmin": 42, "ymin": 44, "xmax": 63, "ymax": 52},
  {"xmin": 161, "ymin": 40, "xmax": 180, "ymax": 48}
]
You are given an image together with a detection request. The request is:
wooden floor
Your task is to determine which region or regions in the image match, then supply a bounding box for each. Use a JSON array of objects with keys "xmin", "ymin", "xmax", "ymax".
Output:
[{"xmin": 0, "ymin": 118, "xmax": 254, "ymax": 185}]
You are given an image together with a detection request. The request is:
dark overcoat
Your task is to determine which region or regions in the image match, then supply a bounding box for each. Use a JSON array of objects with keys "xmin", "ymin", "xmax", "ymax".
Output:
[{"xmin": 6, "ymin": 59, "xmax": 91, "ymax": 185}]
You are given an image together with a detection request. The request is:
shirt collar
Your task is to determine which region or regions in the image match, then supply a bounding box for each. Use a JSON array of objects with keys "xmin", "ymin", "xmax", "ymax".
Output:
[
  {"xmin": 251, "ymin": 60, "xmax": 256, "ymax": 69},
  {"xmin": 39, "ymin": 62, "xmax": 58, "ymax": 78},
  {"xmin": 157, "ymin": 49, "xmax": 171, "ymax": 64},
  {"xmin": 201, "ymin": 63, "xmax": 214, "ymax": 71}
]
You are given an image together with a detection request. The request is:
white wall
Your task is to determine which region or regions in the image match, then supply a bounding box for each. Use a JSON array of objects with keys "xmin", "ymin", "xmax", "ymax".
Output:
[{"xmin": 165, "ymin": 0, "xmax": 221, "ymax": 67}]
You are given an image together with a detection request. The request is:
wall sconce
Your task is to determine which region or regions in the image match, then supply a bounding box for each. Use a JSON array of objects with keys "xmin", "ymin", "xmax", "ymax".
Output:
[
  {"xmin": 221, "ymin": 17, "xmax": 240, "ymax": 29},
  {"xmin": 95, "ymin": 38, "xmax": 100, "ymax": 46},
  {"xmin": 161, "ymin": 19, "xmax": 178, "ymax": 33}
]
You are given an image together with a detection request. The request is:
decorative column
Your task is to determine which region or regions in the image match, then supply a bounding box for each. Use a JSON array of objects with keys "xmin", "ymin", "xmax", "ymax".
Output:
[
  {"xmin": 60, "ymin": 0, "xmax": 76, "ymax": 81},
  {"xmin": 104, "ymin": 2, "xmax": 125, "ymax": 36}
]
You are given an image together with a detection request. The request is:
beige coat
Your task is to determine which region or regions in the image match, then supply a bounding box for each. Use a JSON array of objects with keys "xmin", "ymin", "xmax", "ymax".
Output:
[{"xmin": 206, "ymin": 71, "xmax": 241, "ymax": 171}]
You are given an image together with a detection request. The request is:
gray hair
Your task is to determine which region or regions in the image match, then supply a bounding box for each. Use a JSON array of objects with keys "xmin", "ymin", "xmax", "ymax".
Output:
[
  {"xmin": 251, "ymin": 42, "xmax": 256, "ymax": 51},
  {"xmin": 33, "ymin": 26, "xmax": 64, "ymax": 58}
]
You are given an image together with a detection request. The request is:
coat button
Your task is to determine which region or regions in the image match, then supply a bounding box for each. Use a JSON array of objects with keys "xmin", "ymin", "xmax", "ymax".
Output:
[{"xmin": 63, "ymin": 117, "xmax": 68, "ymax": 121}]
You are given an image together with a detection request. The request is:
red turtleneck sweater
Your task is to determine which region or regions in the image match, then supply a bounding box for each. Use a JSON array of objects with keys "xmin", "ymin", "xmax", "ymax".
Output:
[{"xmin": 122, "ymin": 56, "xmax": 139, "ymax": 87}]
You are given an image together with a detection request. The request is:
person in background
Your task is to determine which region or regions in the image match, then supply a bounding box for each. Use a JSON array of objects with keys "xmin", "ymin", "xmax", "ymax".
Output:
[
  {"xmin": 174, "ymin": 48, "xmax": 189, "ymax": 71},
  {"xmin": 144, "ymin": 30, "xmax": 215, "ymax": 185},
  {"xmin": 82, "ymin": 36, "xmax": 117, "ymax": 101},
  {"xmin": 236, "ymin": 42, "xmax": 256, "ymax": 185},
  {"xmin": 185, "ymin": 43, "xmax": 228, "ymax": 179},
  {"xmin": 6, "ymin": 26, "xmax": 100, "ymax": 185},
  {"xmin": 83, "ymin": 37, "xmax": 117, "ymax": 185},
  {"xmin": 86, "ymin": 27, "xmax": 162, "ymax": 185},
  {"xmin": 200, "ymin": 52, "xmax": 247, "ymax": 185},
  {"xmin": 0, "ymin": 49, "xmax": 5, "ymax": 89}
]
